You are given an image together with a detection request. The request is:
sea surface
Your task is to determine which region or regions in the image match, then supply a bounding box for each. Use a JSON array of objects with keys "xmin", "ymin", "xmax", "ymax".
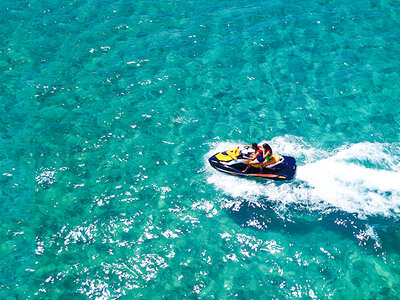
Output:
[{"xmin": 1, "ymin": 0, "xmax": 400, "ymax": 298}]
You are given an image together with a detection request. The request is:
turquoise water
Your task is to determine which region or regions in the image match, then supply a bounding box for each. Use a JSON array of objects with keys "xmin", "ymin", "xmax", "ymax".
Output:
[{"xmin": 2, "ymin": 0, "xmax": 400, "ymax": 298}]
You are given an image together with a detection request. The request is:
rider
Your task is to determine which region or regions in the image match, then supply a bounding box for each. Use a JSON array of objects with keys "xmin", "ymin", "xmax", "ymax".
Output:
[
  {"xmin": 262, "ymin": 143, "xmax": 273, "ymax": 162},
  {"xmin": 242, "ymin": 143, "xmax": 264, "ymax": 172},
  {"xmin": 242, "ymin": 142, "xmax": 273, "ymax": 173}
]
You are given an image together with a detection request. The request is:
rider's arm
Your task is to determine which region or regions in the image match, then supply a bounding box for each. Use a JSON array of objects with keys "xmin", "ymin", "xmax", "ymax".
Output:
[
  {"xmin": 244, "ymin": 154, "xmax": 254, "ymax": 160},
  {"xmin": 248, "ymin": 152, "xmax": 261, "ymax": 161}
]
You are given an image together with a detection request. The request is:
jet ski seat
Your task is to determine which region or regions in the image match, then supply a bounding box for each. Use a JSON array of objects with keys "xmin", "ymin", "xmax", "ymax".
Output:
[{"xmin": 244, "ymin": 155, "xmax": 283, "ymax": 168}]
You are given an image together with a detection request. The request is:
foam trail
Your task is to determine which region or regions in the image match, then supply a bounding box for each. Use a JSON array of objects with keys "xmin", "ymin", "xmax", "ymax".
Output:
[{"xmin": 206, "ymin": 136, "xmax": 400, "ymax": 218}]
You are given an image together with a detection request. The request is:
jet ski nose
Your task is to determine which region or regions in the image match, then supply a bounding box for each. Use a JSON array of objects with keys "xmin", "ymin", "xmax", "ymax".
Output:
[{"xmin": 208, "ymin": 156, "xmax": 219, "ymax": 165}]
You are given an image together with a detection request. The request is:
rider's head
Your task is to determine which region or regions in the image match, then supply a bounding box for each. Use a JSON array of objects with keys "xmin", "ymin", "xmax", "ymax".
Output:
[{"xmin": 251, "ymin": 143, "xmax": 258, "ymax": 150}]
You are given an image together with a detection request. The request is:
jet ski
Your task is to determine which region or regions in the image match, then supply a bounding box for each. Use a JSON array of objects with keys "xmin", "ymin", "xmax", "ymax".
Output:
[{"xmin": 208, "ymin": 146, "xmax": 296, "ymax": 180}]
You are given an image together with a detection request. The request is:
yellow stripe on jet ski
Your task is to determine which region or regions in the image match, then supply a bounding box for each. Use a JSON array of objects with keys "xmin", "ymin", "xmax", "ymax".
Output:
[{"xmin": 215, "ymin": 147, "xmax": 240, "ymax": 161}]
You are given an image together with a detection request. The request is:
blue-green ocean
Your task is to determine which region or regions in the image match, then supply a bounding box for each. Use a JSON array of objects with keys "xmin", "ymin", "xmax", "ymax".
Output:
[{"xmin": 2, "ymin": 0, "xmax": 400, "ymax": 298}]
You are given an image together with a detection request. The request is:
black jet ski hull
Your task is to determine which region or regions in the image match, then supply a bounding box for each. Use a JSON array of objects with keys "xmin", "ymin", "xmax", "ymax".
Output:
[{"xmin": 208, "ymin": 154, "xmax": 296, "ymax": 181}]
